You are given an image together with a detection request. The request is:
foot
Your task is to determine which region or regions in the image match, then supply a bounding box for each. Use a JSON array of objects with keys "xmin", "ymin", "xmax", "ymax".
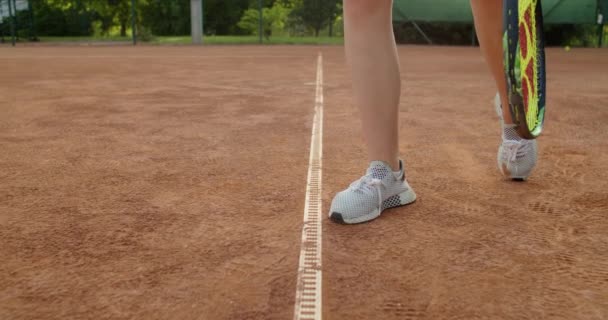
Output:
[
  {"xmin": 494, "ymin": 94, "xmax": 538, "ymax": 180},
  {"xmin": 497, "ymin": 139, "xmax": 538, "ymax": 180},
  {"xmin": 329, "ymin": 160, "xmax": 416, "ymax": 224}
]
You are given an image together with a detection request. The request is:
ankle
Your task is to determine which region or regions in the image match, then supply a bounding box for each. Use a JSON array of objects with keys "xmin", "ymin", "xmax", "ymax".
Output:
[
  {"xmin": 391, "ymin": 160, "xmax": 400, "ymax": 172},
  {"xmin": 369, "ymin": 159, "xmax": 400, "ymax": 172}
]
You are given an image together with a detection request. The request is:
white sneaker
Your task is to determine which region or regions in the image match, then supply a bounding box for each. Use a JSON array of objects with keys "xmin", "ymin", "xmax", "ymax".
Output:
[
  {"xmin": 329, "ymin": 160, "xmax": 416, "ymax": 224},
  {"xmin": 495, "ymin": 94, "xmax": 538, "ymax": 180}
]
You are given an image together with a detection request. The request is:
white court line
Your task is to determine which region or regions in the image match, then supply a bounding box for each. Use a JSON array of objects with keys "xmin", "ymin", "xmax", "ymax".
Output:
[{"xmin": 293, "ymin": 53, "xmax": 323, "ymax": 320}]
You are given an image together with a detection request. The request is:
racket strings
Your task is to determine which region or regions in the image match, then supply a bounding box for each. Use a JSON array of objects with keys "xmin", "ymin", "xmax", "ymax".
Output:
[{"xmin": 518, "ymin": 0, "xmax": 540, "ymax": 130}]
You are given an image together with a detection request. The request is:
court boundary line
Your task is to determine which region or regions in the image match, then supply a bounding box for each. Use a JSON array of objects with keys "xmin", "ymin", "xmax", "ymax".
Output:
[{"xmin": 293, "ymin": 52, "xmax": 323, "ymax": 320}]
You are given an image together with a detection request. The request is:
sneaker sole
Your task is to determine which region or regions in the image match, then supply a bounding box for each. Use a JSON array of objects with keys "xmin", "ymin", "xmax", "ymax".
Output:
[{"xmin": 329, "ymin": 189, "xmax": 417, "ymax": 225}]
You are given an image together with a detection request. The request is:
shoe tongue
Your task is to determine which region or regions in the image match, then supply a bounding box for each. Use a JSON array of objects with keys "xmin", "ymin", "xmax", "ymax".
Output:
[{"xmin": 366, "ymin": 161, "xmax": 392, "ymax": 179}]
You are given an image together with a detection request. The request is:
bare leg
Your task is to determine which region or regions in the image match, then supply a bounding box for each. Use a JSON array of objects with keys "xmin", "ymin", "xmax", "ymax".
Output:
[
  {"xmin": 343, "ymin": 0, "xmax": 400, "ymax": 170},
  {"xmin": 470, "ymin": 0, "xmax": 513, "ymax": 124}
]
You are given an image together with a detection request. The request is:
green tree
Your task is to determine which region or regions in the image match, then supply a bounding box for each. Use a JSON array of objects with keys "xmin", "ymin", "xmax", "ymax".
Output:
[
  {"xmin": 237, "ymin": 2, "xmax": 291, "ymax": 37},
  {"xmin": 88, "ymin": 0, "xmax": 132, "ymax": 36},
  {"xmin": 289, "ymin": 0, "xmax": 340, "ymax": 36},
  {"xmin": 140, "ymin": 0, "xmax": 189, "ymax": 35},
  {"xmin": 29, "ymin": 0, "xmax": 95, "ymax": 36},
  {"xmin": 111, "ymin": 0, "xmax": 132, "ymax": 37},
  {"xmin": 204, "ymin": 0, "xmax": 250, "ymax": 35},
  {"xmin": 328, "ymin": 1, "xmax": 341, "ymax": 36}
]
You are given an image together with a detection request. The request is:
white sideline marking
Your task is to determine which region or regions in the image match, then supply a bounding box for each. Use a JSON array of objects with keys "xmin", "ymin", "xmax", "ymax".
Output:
[{"xmin": 293, "ymin": 53, "xmax": 323, "ymax": 320}]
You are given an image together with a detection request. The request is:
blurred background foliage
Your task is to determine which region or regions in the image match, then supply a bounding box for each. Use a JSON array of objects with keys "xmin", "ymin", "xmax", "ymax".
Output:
[{"xmin": 0, "ymin": 0, "xmax": 605, "ymax": 46}]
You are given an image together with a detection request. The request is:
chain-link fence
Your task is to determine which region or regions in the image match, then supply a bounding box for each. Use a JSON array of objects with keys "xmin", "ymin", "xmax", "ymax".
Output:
[{"xmin": 0, "ymin": 0, "xmax": 35, "ymax": 44}]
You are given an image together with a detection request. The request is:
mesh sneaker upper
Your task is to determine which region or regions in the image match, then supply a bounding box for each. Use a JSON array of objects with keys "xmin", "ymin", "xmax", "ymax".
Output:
[
  {"xmin": 329, "ymin": 160, "xmax": 411, "ymax": 221},
  {"xmin": 494, "ymin": 94, "xmax": 538, "ymax": 179},
  {"xmin": 498, "ymin": 139, "xmax": 538, "ymax": 178}
]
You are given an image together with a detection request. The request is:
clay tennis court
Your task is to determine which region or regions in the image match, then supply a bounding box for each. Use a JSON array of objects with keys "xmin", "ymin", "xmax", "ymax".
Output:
[{"xmin": 1, "ymin": 45, "xmax": 606, "ymax": 319}]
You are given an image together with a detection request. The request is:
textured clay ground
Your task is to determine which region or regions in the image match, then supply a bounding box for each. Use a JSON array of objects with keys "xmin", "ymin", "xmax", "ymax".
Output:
[{"xmin": 1, "ymin": 45, "xmax": 607, "ymax": 320}]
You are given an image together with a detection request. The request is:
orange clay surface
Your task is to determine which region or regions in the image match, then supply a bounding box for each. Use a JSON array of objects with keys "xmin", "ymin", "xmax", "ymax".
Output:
[{"xmin": 1, "ymin": 45, "xmax": 607, "ymax": 319}]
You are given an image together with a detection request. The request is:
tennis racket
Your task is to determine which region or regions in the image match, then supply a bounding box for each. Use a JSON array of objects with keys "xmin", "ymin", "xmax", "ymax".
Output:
[{"xmin": 503, "ymin": 0, "xmax": 546, "ymax": 139}]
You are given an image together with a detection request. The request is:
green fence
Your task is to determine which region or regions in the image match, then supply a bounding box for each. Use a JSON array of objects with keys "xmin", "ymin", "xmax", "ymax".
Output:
[
  {"xmin": 392, "ymin": 0, "xmax": 607, "ymax": 46},
  {"xmin": 393, "ymin": 0, "xmax": 603, "ymax": 24}
]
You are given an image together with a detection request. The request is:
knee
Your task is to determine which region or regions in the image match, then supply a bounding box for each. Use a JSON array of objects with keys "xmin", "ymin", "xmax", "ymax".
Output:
[{"xmin": 344, "ymin": 0, "xmax": 392, "ymax": 21}]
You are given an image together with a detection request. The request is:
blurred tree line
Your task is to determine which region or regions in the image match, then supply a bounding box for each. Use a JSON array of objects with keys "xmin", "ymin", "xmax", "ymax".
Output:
[
  {"xmin": 16, "ymin": 0, "xmax": 343, "ymax": 37},
  {"xmin": 1, "ymin": 0, "xmax": 604, "ymax": 46}
]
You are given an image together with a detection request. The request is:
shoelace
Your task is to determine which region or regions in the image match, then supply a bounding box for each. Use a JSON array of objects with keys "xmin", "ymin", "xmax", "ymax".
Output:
[
  {"xmin": 348, "ymin": 174, "xmax": 386, "ymax": 210},
  {"xmin": 502, "ymin": 140, "xmax": 532, "ymax": 162}
]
